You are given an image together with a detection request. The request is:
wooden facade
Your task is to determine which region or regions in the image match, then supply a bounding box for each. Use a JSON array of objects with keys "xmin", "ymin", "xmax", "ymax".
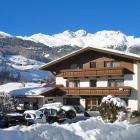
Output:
[
  {"xmin": 60, "ymin": 67, "xmax": 125, "ymax": 78},
  {"xmin": 61, "ymin": 87, "xmax": 131, "ymax": 96},
  {"xmin": 42, "ymin": 47, "xmax": 135, "ymax": 74}
]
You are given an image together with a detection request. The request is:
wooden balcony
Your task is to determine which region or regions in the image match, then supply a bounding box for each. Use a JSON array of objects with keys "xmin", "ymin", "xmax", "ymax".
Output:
[
  {"xmin": 60, "ymin": 67, "xmax": 124, "ymax": 78},
  {"xmin": 60, "ymin": 86, "xmax": 131, "ymax": 96}
]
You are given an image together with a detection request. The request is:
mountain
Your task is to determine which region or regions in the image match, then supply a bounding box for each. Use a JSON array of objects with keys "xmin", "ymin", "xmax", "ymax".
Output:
[
  {"xmin": 16, "ymin": 30, "xmax": 140, "ymax": 54},
  {"xmin": 0, "ymin": 34, "xmax": 80, "ymax": 62},
  {"xmin": 1, "ymin": 30, "xmax": 140, "ymax": 57}
]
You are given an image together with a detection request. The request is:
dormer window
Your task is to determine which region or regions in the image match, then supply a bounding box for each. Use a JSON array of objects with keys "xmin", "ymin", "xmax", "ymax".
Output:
[
  {"xmin": 105, "ymin": 61, "xmax": 120, "ymax": 68},
  {"xmin": 90, "ymin": 62, "xmax": 96, "ymax": 68},
  {"xmin": 70, "ymin": 64, "xmax": 79, "ymax": 69},
  {"xmin": 112, "ymin": 62, "xmax": 120, "ymax": 67},
  {"xmin": 104, "ymin": 62, "xmax": 112, "ymax": 68}
]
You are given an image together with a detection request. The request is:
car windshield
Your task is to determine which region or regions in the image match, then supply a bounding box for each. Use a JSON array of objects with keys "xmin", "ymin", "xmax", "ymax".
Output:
[
  {"xmin": 26, "ymin": 113, "xmax": 36, "ymax": 119},
  {"xmin": 90, "ymin": 107, "xmax": 99, "ymax": 111},
  {"xmin": 50, "ymin": 109, "xmax": 57, "ymax": 116}
]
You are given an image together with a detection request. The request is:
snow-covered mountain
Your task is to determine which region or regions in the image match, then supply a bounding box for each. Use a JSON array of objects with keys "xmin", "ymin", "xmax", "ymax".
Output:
[
  {"xmin": 16, "ymin": 30, "xmax": 140, "ymax": 53},
  {"xmin": 0, "ymin": 31, "xmax": 12, "ymax": 38},
  {"xmin": 1, "ymin": 29, "xmax": 140, "ymax": 55}
]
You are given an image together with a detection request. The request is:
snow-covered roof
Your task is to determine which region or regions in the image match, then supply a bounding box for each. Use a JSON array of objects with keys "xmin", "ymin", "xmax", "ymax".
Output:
[
  {"xmin": 0, "ymin": 82, "xmax": 23, "ymax": 94},
  {"xmin": 0, "ymin": 82, "xmax": 41, "ymax": 94},
  {"xmin": 41, "ymin": 46, "xmax": 140, "ymax": 70},
  {"xmin": 10, "ymin": 86, "xmax": 54, "ymax": 97}
]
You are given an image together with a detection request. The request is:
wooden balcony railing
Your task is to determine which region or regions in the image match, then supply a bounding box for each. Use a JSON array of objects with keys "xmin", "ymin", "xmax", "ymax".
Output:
[
  {"xmin": 60, "ymin": 86, "xmax": 131, "ymax": 96},
  {"xmin": 60, "ymin": 67, "xmax": 124, "ymax": 78}
]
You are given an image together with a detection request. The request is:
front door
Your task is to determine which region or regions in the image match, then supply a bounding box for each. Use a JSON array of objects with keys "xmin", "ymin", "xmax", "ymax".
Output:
[{"xmin": 86, "ymin": 98, "xmax": 98, "ymax": 110}]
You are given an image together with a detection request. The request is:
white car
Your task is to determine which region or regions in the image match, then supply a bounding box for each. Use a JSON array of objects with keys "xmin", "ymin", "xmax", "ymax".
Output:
[
  {"xmin": 40, "ymin": 103, "xmax": 77, "ymax": 119},
  {"xmin": 24, "ymin": 110, "xmax": 46, "ymax": 125}
]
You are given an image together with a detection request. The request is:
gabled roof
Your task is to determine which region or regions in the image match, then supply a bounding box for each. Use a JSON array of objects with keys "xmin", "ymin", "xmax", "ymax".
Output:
[{"xmin": 41, "ymin": 46, "xmax": 140, "ymax": 70}]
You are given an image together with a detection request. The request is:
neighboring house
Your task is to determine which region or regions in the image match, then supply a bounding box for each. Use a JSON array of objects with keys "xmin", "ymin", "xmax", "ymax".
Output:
[
  {"xmin": 41, "ymin": 47, "xmax": 140, "ymax": 111},
  {"xmin": 0, "ymin": 82, "xmax": 57, "ymax": 111},
  {"xmin": 10, "ymin": 86, "xmax": 56, "ymax": 110}
]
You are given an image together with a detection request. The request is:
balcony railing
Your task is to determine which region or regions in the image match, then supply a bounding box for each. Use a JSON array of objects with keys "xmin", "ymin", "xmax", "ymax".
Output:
[
  {"xmin": 60, "ymin": 67, "xmax": 124, "ymax": 78},
  {"xmin": 60, "ymin": 86, "xmax": 131, "ymax": 96}
]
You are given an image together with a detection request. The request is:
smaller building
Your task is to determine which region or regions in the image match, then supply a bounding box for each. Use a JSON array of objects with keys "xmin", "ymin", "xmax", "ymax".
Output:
[{"xmin": 10, "ymin": 86, "xmax": 55, "ymax": 110}]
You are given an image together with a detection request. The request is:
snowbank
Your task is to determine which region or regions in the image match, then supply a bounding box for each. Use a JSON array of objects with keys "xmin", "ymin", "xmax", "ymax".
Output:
[{"xmin": 0, "ymin": 117, "xmax": 140, "ymax": 140}]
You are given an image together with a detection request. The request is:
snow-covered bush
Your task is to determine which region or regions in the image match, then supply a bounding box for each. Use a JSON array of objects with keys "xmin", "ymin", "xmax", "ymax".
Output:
[{"xmin": 100, "ymin": 95, "xmax": 126, "ymax": 122}]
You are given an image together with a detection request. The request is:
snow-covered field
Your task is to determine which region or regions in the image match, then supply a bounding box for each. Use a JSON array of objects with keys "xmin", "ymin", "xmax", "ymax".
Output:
[
  {"xmin": 0, "ymin": 117, "xmax": 140, "ymax": 140},
  {"xmin": 0, "ymin": 55, "xmax": 52, "ymax": 82}
]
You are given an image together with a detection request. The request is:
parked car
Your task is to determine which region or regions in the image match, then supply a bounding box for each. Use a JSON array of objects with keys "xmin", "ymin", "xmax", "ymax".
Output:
[
  {"xmin": 24, "ymin": 110, "xmax": 46, "ymax": 125},
  {"xmin": 61, "ymin": 106, "xmax": 76, "ymax": 119},
  {"xmin": 0, "ymin": 112, "xmax": 9, "ymax": 128},
  {"xmin": 42, "ymin": 102, "xmax": 77, "ymax": 119},
  {"xmin": 84, "ymin": 107, "xmax": 101, "ymax": 117},
  {"xmin": 39, "ymin": 106, "xmax": 66, "ymax": 123},
  {"xmin": 6, "ymin": 113, "xmax": 27, "ymax": 126}
]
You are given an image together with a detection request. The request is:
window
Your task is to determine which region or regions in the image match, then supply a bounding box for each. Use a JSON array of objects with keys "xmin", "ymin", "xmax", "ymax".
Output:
[
  {"xmin": 108, "ymin": 79, "xmax": 124, "ymax": 87},
  {"xmin": 105, "ymin": 62, "xmax": 112, "ymax": 68},
  {"xmin": 26, "ymin": 114, "xmax": 31, "ymax": 118},
  {"xmin": 67, "ymin": 80, "xmax": 80, "ymax": 87},
  {"xmin": 90, "ymin": 80, "xmax": 97, "ymax": 87},
  {"xmin": 33, "ymin": 102, "xmax": 38, "ymax": 110},
  {"xmin": 105, "ymin": 61, "xmax": 120, "ymax": 68},
  {"xmin": 70, "ymin": 64, "xmax": 79, "ymax": 69},
  {"xmin": 112, "ymin": 62, "xmax": 120, "ymax": 67},
  {"xmin": 116, "ymin": 79, "xmax": 124, "ymax": 87},
  {"xmin": 90, "ymin": 62, "xmax": 96, "ymax": 68},
  {"xmin": 63, "ymin": 98, "xmax": 80, "ymax": 105}
]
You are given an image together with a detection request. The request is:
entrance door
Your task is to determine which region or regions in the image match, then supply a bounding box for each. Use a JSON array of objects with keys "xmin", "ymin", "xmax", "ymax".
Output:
[{"xmin": 86, "ymin": 98, "xmax": 98, "ymax": 110}]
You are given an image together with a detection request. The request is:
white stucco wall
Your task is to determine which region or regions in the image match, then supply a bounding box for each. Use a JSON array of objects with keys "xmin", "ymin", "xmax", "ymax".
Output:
[
  {"xmin": 44, "ymin": 97, "xmax": 63, "ymax": 104},
  {"xmin": 80, "ymin": 98, "xmax": 86, "ymax": 109},
  {"xmin": 56, "ymin": 77, "xmax": 67, "ymax": 87},
  {"xmin": 80, "ymin": 79, "xmax": 89, "ymax": 87},
  {"xmin": 137, "ymin": 62, "xmax": 140, "ymax": 111},
  {"xmin": 125, "ymin": 62, "xmax": 139, "ymax": 111}
]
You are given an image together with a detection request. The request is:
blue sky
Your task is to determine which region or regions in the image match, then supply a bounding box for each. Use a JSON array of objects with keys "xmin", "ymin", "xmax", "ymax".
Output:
[{"xmin": 0, "ymin": 0, "xmax": 140, "ymax": 36}]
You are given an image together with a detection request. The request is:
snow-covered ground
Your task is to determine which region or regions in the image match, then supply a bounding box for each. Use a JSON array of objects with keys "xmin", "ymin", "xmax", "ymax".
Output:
[
  {"xmin": 0, "ymin": 117, "xmax": 140, "ymax": 140},
  {"xmin": 4, "ymin": 55, "xmax": 44, "ymax": 70},
  {"xmin": 0, "ymin": 55, "xmax": 52, "ymax": 82}
]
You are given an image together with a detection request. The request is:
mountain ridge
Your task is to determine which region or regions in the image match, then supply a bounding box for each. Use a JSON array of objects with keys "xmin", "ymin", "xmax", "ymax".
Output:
[{"xmin": 1, "ymin": 30, "xmax": 140, "ymax": 55}]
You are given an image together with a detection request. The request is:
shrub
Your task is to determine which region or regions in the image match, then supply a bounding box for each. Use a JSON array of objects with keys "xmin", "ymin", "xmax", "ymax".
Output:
[{"xmin": 100, "ymin": 95, "xmax": 126, "ymax": 122}]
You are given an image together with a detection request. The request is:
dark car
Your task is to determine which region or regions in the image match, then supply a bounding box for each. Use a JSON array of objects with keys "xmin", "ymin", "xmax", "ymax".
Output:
[
  {"xmin": 39, "ymin": 107, "xmax": 66, "ymax": 123},
  {"xmin": 6, "ymin": 113, "xmax": 27, "ymax": 126},
  {"xmin": 0, "ymin": 113, "xmax": 9, "ymax": 128}
]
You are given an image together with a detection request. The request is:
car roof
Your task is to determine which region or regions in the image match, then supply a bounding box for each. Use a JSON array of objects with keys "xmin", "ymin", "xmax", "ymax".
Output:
[
  {"xmin": 39, "ymin": 106, "xmax": 61, "ymax": 111},
  {"xmin": 24, "ymin": 110, "xmax": 42, "ymax": 115}
]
